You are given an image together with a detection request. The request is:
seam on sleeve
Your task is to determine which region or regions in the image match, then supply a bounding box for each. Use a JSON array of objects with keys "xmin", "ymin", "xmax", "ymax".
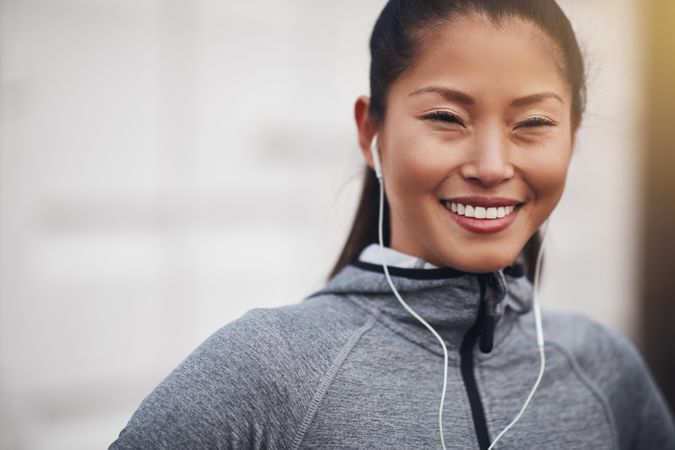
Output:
[
  {"xmin": 289, "ymin": 314, "xmax": 377, "ymax": 450},
  {"xmin": 516, "ymin": 320, "xmax": 620, "ymax": 450}
]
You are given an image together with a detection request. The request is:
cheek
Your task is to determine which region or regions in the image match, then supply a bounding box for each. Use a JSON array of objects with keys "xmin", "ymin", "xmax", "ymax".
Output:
[
  {"xmin": 383, "ymin": 125, "xmax": 448, "ymax": 200},
  {"xmin": 524, "ymin": 148, "xmax": 571, "ymax": 209},
  {"xmin": 386, "ymin": 143, "xmax": 449, "ymax": 207}
]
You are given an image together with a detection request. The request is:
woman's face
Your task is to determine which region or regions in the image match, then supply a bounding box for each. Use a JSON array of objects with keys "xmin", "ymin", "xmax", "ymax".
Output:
[{"xmin": 356, "ymin": 14, "xmax": 575, "ymax": 273}]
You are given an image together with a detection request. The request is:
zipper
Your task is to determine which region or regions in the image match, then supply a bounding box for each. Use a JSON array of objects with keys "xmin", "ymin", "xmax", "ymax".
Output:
[{"xmin": 460, "ymin": 273, "xmax": 492, "ymax": 450}]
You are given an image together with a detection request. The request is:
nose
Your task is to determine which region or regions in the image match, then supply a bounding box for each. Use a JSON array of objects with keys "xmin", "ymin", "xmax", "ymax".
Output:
[{"xmin": 459, "ymin": 128, "xmax": 515, "ymax": 188}]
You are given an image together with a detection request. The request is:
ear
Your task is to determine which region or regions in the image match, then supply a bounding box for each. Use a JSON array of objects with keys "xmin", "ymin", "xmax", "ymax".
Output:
[{"xmin": 354, "ymin": 95, "xmax": 379, "ymax": 172}]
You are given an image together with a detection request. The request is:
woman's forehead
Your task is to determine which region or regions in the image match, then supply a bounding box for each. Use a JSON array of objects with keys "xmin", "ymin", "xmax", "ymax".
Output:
[{"xmin": 398, "ymin": 13, "xmax": 569, "ymax": 101}]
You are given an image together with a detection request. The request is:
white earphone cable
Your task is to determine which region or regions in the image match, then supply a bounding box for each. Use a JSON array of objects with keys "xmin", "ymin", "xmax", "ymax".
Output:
[
  {"xmin": 375, "ymin": 173, "xmax": 451, "ymax": 450},
  {"xmin": 371, "ymin": 135, "xmax": 547, "ymax": 450},
  {"xmin": 486, "ymin": 222, "xmax": 549, "ymax": 449}
]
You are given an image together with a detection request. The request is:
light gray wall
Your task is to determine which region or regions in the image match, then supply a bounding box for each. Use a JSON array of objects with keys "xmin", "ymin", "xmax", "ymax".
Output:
[{"xmin": 0, "ymin": 0, "xmax": 644, "ymax": 448}]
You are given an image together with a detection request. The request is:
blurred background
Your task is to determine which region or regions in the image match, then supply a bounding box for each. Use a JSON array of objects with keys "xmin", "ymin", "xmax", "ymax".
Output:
[{"xmin": 1, "ymin": 0, "xmax": 673, "ymax": 448}]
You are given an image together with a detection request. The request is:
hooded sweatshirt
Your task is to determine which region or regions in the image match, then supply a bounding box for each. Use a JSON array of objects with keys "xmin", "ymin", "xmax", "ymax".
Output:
[{"xmin": 110, "ymin": 245, "xmax": 675, "ymax": 449}]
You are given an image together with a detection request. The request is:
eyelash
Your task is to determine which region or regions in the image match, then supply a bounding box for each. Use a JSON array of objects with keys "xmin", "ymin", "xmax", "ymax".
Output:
[
  {"xmin": 423, "ymin": 111, "xmax": 464, "ymax": 126},
  {"xmin": 422, "ymin": 111, "xmax": 557, "ymax": 128},
  {"xmin": 520, "ymin": 117, "xmax": 557, "ymax": 128}
]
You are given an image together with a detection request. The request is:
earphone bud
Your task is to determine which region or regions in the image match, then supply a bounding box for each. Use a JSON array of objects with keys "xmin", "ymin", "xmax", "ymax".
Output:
[{"xmin": 370, "ymin": 134, "xmax": 382, "ymax": 180}]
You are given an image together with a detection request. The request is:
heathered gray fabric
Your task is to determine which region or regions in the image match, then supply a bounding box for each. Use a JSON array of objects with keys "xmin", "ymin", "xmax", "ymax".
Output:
[{"xmin": 110, "ymin": 263, "xmax": 675, "ymax": 449}]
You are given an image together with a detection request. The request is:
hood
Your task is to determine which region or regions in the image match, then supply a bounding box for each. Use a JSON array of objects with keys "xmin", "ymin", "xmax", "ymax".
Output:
[{"xmin": 306, "ymin": 254, "xmax": 533, "ymax": 358}]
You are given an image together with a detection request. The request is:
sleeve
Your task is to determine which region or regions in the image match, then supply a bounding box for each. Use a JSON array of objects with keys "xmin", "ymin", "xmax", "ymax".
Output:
[
  {"xmin": 108, "ymin": 308, "xmax": 304, "ymax": 450},
  {"xmin": 596, "ymin": 322, "xmax": 675, "ymax": 450}
]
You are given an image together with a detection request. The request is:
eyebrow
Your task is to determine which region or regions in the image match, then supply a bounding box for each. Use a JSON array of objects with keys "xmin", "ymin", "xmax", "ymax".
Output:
[
  {"xmin": 511, "ymin": 92, "xmax": 564, "ymax": 107},
  {"xmin": 408, "ymin": 86, "xmax": 563, "ymax": 107},
  {"xmin": 409, "ymin": 86, "xmax": 475, "ymax": 106}
]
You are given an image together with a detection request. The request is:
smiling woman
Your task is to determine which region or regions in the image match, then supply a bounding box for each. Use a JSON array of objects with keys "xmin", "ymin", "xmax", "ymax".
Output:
[
  {"xmin": 109, "ymin": 1, "xmax": 675, "ymax": 449},
  {"xmin": 353, "ymin": 14, "xmax": 574, "ymax": 274}
]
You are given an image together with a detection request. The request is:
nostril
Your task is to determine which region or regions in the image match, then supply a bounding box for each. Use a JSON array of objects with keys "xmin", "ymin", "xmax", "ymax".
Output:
[
  {"xmin": 460, "ymin": 162, "xmax": 515, "ymax": 187},
  {"xmin": 477, "ymin": 166, "xmax": 513, "ymax": 183},
  {"xmin": 468, "ymin": 176, "xmax": 508, "ymax": 189}
]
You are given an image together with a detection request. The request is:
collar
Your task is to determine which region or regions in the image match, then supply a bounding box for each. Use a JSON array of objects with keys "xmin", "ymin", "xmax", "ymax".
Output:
[
  {"xmin": 358, "ymin": 243, "xmax": 439, "ymax": 269},
  {"xmin": 308, "ymin": 245, "xmax": 532, "ymax": 359}
]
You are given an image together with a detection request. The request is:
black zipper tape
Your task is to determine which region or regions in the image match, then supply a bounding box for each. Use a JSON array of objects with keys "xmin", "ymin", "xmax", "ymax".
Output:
[{"xmin": 460, "ymin": 274, "xmax": 492, "ymax": 450}]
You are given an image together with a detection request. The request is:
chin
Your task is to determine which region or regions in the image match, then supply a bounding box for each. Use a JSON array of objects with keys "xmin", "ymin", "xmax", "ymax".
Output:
[
  {"xmin": 440, "ymin": 249, "xmax": 520, "ymax": 274},
  {"xmin": 456, "ymin": 261, "xmax": 510, "ymax": 274}
]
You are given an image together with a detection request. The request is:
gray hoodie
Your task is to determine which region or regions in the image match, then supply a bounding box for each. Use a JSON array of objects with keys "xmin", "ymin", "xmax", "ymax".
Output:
[{"xmin": 110, "ymin": 249, "xmax": 675, "ymax": 449}]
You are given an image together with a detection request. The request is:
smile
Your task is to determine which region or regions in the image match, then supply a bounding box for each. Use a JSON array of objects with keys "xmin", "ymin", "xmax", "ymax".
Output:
[
  {"xmin": 442, "ymin": 201, "xmax": 521, "ymax": 220},
  {"xmin": 440, "ymin": 200, "xmax": 524, "ymax": 234}
]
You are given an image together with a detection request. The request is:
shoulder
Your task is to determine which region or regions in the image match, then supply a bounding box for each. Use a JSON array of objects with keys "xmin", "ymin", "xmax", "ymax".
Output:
[
  {"xmin": 519, "ymin": 310, "xmax": 675, "ymax": 448},
  {"xmin": 178, "ymin": 293, "xmax": 374, "ymax": 402},
  {"xmin": 534, "ymin": 311, "xmax": 640, "ymax": 371},
  {"xmin": 208, "ymin": 293, "xmax": 374, "ymax": 360},
  {"xmin": 515, "ymin": 310, "xmax": 650, "ymax": 405},
  {"xmin": 522, "ymin": 310, "xmax": 648, "ymax": 391},
  {"xmin": 192, "ymin": 294, "xmax": 375, "ymax": 383},
  {"xmin": 110, "ymin": 293, "xmax": 374, "ymax": 449}
]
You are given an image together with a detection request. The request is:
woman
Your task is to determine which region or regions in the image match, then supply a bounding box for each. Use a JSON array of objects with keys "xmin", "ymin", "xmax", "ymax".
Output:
[{"xmin": 110, "ymin": 1, "xmax": 675, "ymax": 449}]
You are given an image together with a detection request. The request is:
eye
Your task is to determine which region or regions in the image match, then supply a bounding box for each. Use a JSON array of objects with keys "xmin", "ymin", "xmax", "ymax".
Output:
[
  {"xmin": 517, "ymin": 117, "xmax": 557, "ymax": 128},
  {"xmin": 422, "ymin": 111, "xmax": 465, "ymax": 127}
]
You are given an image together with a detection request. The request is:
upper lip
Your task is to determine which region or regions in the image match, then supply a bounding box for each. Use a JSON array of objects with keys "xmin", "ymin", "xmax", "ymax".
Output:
[{"xmin": 442, "ymin": 196, "xmax": 525, "ymax": 208}]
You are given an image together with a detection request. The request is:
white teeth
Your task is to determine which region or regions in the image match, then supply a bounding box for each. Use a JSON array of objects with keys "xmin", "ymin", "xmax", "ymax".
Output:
[{"xmin": 444, "ymin": 201, "xmax": 520, "ymax": 220}]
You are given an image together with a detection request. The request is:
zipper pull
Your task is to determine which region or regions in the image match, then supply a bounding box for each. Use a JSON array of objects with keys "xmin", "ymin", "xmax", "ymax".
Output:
[
  {"xmin": 478, "ymin": 270, "xmax": 506, "ymax": 354},
  {"xmin": 479, "ymin": 295, "xmax": 496, "ymax": 354},
  {"xmin": 473, "ymin": 274, "xmax": 492, "ymax": 354}
]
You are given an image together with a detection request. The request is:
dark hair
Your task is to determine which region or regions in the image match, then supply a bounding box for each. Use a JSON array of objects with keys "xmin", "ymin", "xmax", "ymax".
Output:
[{"xmin": 330, "ymin": 0, "xmax": 587, "ymax": 281}]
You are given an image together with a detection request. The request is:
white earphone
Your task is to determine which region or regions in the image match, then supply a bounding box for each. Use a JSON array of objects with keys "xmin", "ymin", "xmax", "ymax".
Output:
[
  {"xmin": 369, "ymin": 134, "xmax": 547, "ymax": 450},
  {"xmin": 371, "ymin": 134, "xmax": 383, "ymax": 180}
]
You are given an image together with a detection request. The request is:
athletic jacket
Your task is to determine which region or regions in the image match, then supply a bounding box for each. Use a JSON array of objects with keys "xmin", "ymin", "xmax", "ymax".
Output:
[{"xmin": 110, "ymin": 245, "xmax": 675, "ymax": 449}]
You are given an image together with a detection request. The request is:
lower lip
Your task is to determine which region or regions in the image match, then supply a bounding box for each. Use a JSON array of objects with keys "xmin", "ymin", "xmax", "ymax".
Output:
[{"xmin": 444, "ymin": 205, "xmax": 521, "ymax": 234}]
